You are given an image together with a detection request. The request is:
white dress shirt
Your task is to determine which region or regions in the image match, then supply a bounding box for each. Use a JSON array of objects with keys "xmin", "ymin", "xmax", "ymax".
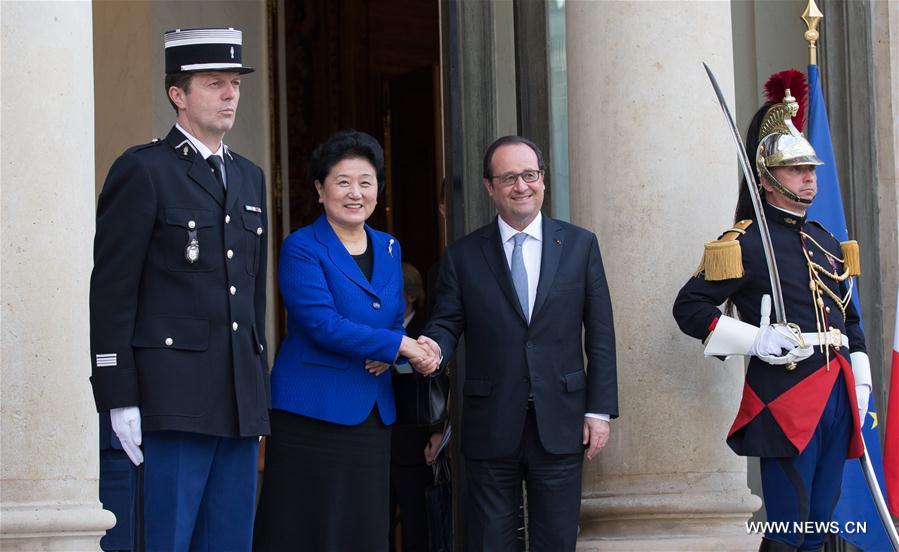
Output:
[
  {"xmin": 496, "ymin": 213, "xmax": 609, "ymax": 422},
  {"xmin": 175, "ymin": 122, "xmax": 226, "ymax": 176},
  {"xmin": 497, "ymin": 212, "xmax": 542, "ymax": 320}
]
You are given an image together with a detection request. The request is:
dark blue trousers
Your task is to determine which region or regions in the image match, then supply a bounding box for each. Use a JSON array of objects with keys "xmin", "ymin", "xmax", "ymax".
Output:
[
  {"xmin": 141, "ymin": 431, "xmax": 258, "ymax": 552},
  {"xmin": 100, "ymin": 449, "xmax": 136, "ymax": 551},
  {"xmin": 761, "ymin": 372, "xmax": 853, "ymax": 550},
  {"xmin": 465, "ymin": 407, "xmax": 583, "ymax": 552}
]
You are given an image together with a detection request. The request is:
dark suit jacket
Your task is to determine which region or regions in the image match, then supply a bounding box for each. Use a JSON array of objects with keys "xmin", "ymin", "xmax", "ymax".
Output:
[
  {"xmin": 89, "ymin": 126, "xmax": 270, "ymax": 438},
  {"xmin": 423, "ymin": 215, "xmax": 617, "ymax": 459}
]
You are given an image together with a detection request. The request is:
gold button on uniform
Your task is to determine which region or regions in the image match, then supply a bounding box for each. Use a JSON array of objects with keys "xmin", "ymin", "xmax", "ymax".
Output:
[
  {"xmin": 256, "ymin": 227, "xmax": 263, "ymax": 236},
  {"xmin": 165, "ymin": 337, "xmax": 173, "ymax": 346},
  {"xmin": 230, "ymin": 286, "xmax": 236, "ymax": 295},
  {"xmin": 227, "ymin": 250, "xmax": 234, "ymax": 259},
  {"xmin": 232, "ymin": 322, "xmax": 239, "ymax": 331},
  {"xmin": 188, "ymin": 220, "xmax": 196, "ymax": 229},
  {"xmin": 225, "ymin": 215, "xmax": 231, "ymax": 224}
]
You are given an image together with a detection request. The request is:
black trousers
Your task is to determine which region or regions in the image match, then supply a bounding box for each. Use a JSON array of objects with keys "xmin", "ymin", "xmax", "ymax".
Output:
[
  {"xmin": 464, "ymin": 407, "xmax": 583, "ymax": 552},
  {"xmin": 253, "ymin": 408, "xmax": 390, "ymax": 552}
]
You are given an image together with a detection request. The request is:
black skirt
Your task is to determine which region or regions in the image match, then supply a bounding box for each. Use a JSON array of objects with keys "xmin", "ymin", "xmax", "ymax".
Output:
[{"xmin": 253, "ymin": 408, "xmax": 391, "ymax": 552}]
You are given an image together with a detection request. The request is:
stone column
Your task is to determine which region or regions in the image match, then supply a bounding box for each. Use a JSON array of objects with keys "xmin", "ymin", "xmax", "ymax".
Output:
[
  {"xmin": 1, "ymin": 2, "xmax": 115, "ymax": 548},
  {"xmin": 566, "ymin": 2, "xmax": 761, "ymax": 550}
]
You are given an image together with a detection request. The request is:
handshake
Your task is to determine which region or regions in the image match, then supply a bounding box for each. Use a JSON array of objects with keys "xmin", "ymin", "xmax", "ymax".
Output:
[
  {"xmin": 370, "ymin": 336, "xmax": 440, "ymax": 376},
  {"xmin": 400, "ymin": 335, "xmax": 442, "ymax": 376}
]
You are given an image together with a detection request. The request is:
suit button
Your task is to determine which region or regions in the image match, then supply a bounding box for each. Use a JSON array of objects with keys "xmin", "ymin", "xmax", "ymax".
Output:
[
  {"xmin": 372, "ymin": 302, "xmax": 381, "ymax": 310},
  {"xmin": 230, "ymin": 286, "xmax": 236, "ymax": 295},
  {"xmin": 188, "ymin": 220, "xmax": 196, "ymax": 229},
  {"xmin": 256, "ymin": 227, "xmax": 263, "ymax": 236},
  {"xmin": 259, "ymin": 343, "xmax": 264, "ymax": 353},
  {"xmin": 232, "ymin": 322, "xmax": 239, "ymax": 331},
  {"xmin": 227, "ymin": 249, "xmax": 234, "ymax": 259},
  {"xmin": 225, "ymin": 215, "xmax": 231, "ymax": 224},
  {"xmin": 164, "ymin": 337, "xmax": 173, "ymax": 346}
]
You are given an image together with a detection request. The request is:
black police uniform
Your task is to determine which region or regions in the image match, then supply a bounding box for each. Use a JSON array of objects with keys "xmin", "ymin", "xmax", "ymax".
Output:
[{"xmin": 89, "ymin": 126, "xmax": 270, "ymax": 438}]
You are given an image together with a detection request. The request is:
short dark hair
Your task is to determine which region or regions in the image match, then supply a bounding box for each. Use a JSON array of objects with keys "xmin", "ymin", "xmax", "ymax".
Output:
[
  {"xmin": 482, "ymin": 135, "xmax": 547, "ymax": 179},
  {"xmin": 401, "ymin": 262, "xmax": 425, "ymax": 313},
  {"xmin": 309, "ymin": 130, "xmax": 386, "ymax": 194},
  {"xmin": 164, "ymin": 72, "xmax": 193, "ymax": 115}
]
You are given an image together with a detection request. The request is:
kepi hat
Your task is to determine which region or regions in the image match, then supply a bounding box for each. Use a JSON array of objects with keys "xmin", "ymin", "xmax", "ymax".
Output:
[{"xmin": 164, "ymin": 27, "xmax": 254, "ymax": 74}]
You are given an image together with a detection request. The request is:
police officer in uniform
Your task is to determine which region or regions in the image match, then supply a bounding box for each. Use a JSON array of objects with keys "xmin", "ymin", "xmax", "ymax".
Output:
[
  {"xmin": 673, "ymin": 70, "xmax": 871, "ymax": 552},
  {"xmin": 89, "ymin": 28, "xmax": 268, "ymax": 551}
]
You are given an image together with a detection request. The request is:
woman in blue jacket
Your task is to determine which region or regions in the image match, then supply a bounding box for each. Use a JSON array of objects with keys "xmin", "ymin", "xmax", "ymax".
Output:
[{"xmin": 254, "ymin": 130, "xmax": 436, "ymax": 551}]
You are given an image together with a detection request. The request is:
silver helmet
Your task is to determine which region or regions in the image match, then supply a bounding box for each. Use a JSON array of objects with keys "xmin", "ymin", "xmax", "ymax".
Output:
[{"xmin": 755, "ymin": 89, "xmax": 822, "ymax": 205}]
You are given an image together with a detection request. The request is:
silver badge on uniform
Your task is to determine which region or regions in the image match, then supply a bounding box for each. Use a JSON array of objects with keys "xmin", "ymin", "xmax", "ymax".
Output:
[{"xmin": 185, "ymin": 229, "xmax": 200, "ymax": 264}]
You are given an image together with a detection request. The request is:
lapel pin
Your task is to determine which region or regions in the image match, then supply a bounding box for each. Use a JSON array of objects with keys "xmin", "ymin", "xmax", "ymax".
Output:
[
  {"xmin": 388, "ymin": 239, "xmax": 395, "ymax": 257},
  {"xmin": 183, "ymin": 145, "xmax": 189, "ymax": 156},
  {"xmin": 555, "ymin": 239, "xmax": 562, "ymax": 246}
]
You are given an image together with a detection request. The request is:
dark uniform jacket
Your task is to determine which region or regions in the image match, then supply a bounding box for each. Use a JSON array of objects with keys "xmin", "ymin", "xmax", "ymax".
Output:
[
  {"xmin": 423, "ymin": 215, "xmax": 618, "ymax": 460},
  {"xmin": 673, "ymin": 201, "xmax": 864, "ymax": 458},
  {"xmin": 89, "ymin": 126, "xmax": 270, "ymax": 438}
]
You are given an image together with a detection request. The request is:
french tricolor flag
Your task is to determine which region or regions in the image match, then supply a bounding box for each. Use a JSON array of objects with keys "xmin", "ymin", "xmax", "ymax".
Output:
[{"xmin": 884, "ymin": 290, "xmax": 899, "ymax": 516}]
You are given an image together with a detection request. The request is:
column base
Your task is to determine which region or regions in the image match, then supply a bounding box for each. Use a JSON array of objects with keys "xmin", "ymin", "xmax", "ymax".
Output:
[
  {"xmin": 0, "ymin": 501, "xmax": 116, "ymax": 551},
  {"xmin": 576, "ymin": 535, "xmax": 760, "ymax": 551},
  {"xmin": 578, "ymin": 487, "xmax": 762, "ymax": 550}
]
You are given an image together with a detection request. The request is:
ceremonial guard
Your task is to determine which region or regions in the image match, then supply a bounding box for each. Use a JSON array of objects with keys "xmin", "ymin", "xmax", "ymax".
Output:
[
  {"xmin": 673, "ymin": 70, "xmax": 870, "ymax": 552},
  {"xmin": 89, "ymin": 28, "xmax": 269, "ymax": 551}
]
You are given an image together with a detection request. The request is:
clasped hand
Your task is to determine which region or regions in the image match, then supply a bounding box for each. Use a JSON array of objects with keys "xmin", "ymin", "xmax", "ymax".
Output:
[{"xmin": 401, "ymin": 335, "xmax": 441, "ymax": 376}]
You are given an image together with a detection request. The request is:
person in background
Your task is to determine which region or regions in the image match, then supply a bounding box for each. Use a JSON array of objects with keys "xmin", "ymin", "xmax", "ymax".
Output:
[
  {"xmin": 389, "ymin": 262, "xmax": 449, "ymax": 552},
  {"xmin": 253, "ymin": 130, "xmax": 439, "ymax": 552}
]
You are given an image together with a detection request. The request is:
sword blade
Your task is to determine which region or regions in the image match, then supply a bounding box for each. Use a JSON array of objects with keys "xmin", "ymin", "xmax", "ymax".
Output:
[
  {"xmin": 703, "ymin": 62, "xmax": 788, "ymax": 324},
  {"xmin": 859, "ymin": 442, "xmax": 899, "ymax": 549}
]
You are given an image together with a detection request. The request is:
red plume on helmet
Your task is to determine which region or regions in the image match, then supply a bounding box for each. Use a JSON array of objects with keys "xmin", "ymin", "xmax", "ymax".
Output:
[{"xmin": 763, "ymin": 69, "xmax": 808, "ymax": 132}]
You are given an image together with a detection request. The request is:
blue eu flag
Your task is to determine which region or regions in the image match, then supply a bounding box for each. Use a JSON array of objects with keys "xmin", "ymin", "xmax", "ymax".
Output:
[{"xmin": 806, "ymin": 63, "xmax": 892, "ymax": 551}]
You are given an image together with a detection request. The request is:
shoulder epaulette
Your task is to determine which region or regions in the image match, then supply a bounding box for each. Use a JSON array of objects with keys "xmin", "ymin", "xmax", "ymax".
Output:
[
  {"xmin": 840, "ymin": 240, "xmax": 861, "ymax": 276},
  {"xmin": 131, "ymin": 138, "xmax": 164, "ymax": 153},
  {"xmin": 693, "ymin": 219, "xmax": 752, "ymax": 281}
]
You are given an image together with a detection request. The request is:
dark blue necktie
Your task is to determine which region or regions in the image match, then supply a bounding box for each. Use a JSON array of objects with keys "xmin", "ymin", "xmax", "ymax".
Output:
[{"xmin": 206, "ymin": 155, "xmax": 227, "ymax": 189}]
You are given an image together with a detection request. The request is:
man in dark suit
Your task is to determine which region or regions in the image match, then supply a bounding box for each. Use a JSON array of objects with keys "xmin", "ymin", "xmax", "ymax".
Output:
[
  {"xmin": 89, "ymin": 28, "xmax": 268, "ymax": 551},
  {"xmin": 418, "ymin": 136, "xmax": 618, "ymax": 551}
]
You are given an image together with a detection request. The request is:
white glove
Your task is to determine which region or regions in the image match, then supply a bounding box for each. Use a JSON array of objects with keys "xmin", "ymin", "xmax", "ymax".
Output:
[
  {"xmin": 704, "ymin": 296, "xmax": 813, "ymax": 365},
  {"xmin": 749, "ymin": 324, "xmax": 813, "ymax": 365},
  {"xmin": 110, "ymin": 406, "xmax": 143, "ymax": 466},
  {"xmin": 850, "ymin": 352, "xmax": 872, "ymax": 426}
]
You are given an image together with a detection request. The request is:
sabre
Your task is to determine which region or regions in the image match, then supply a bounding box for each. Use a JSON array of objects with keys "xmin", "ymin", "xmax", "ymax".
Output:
[
  {"xmin": 702, "ymin": 62, "xmax": 787, "ymax": 324},
  {"xmin": 704, "ymin": 62, "xmax": 899, "ymax": 550}
]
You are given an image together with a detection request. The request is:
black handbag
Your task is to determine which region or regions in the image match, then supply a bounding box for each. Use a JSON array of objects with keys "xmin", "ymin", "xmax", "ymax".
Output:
[
  {"xmin": 425, "ymin": 375, "xmax": 447, "ymax": 428},
  {"xmin": 393, "ymin": 367, "xmax": 448, "ymax": 427}
]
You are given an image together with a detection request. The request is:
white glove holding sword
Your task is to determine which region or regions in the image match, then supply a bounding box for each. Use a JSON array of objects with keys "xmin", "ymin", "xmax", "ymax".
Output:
[{"xmin": 704, "ymin": 294, "xmax": 870, "ymax": 425}]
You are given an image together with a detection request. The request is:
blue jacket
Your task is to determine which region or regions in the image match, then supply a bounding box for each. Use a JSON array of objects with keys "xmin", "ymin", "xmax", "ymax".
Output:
[{"xmin": 271, "ymin": 214, "xmax": 405, "ymax": 425}]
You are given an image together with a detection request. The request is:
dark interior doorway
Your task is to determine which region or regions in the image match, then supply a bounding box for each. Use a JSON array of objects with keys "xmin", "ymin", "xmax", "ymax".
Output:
[{"xmin": 281, "ymin": 0, "xmax": 443, "ymax": 277}]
